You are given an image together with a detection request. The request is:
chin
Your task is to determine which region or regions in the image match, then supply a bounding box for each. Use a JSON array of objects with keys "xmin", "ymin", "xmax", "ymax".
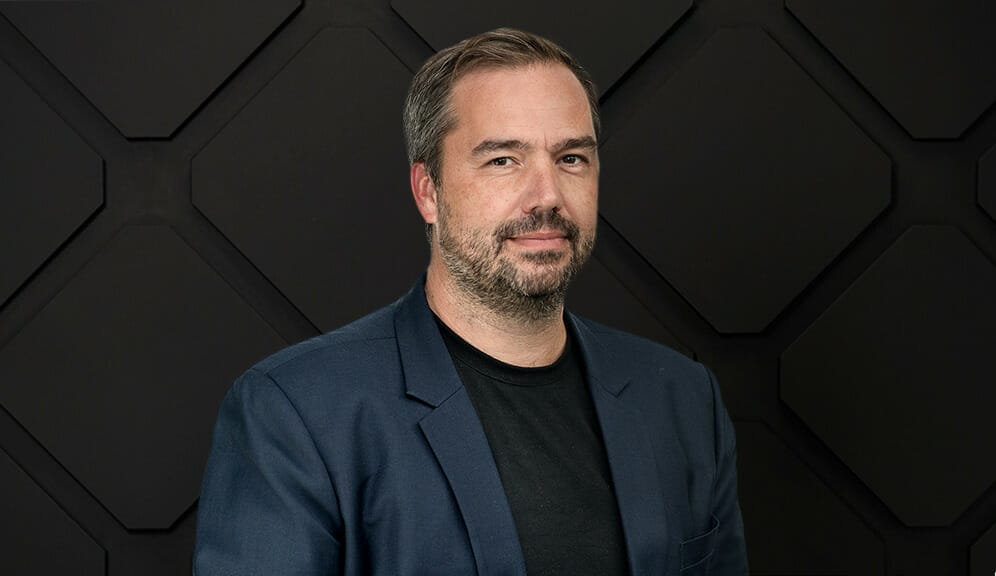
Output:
[{"xmin": 510, "ymin": 267, "xmax": 572, "ymax": 296}]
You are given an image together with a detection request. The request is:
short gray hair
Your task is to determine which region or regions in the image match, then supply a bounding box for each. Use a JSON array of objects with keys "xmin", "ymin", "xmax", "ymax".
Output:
[{"xmin": 403, "ymin": 28, "xmax": 600, "ymax": 186}]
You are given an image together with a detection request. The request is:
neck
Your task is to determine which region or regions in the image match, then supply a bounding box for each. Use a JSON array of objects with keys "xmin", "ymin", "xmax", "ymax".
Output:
[{"xmin": 424, "ymin": 264, "xmax": 568, "ymax": 367}]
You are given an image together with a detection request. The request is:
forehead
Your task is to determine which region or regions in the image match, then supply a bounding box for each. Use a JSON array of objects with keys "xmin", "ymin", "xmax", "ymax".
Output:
[{"xmin": 447, "ymin": 63, "xmax": 594, "ymax": 142}]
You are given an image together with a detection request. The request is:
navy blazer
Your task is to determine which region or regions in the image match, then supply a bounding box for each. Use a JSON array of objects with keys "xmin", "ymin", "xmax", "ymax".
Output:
[{"xmin": 194, "ymin": 280, "xmax": 748, "ymax": 575}]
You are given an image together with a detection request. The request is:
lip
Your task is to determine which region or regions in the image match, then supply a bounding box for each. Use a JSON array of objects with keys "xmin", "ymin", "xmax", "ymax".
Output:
[
  {"xmin": 509, "ymin": 230, "xmax": 567, "ymax": 241},
  {"xmin": 506, "ymin": 232, "xmax": 569, "ymax": 250}
]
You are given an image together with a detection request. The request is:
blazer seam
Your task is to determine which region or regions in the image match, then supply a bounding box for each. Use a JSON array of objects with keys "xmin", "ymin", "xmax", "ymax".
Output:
[
  {"xmin": 247, "ymin": 367, "xmax": 344, "ymax": 542},
  {"xmin": 262, "ymin": 334, "xmax": 398, "ymax": 374}
]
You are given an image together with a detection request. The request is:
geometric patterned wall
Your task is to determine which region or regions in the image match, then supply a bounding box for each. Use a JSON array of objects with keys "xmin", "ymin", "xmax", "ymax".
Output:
[{"xmin": 1, "ymin": 1, "xmax": 994, "ymax": 574}]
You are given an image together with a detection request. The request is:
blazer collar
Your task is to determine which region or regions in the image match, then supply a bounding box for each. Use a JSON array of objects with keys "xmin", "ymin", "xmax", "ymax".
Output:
[
  {"xmin": 394, "ymin": 278, "xmax": 527, "ymax": 575},
  {"xmin": 394, "ymin": 279, "xmax": 671, "ymax": 575},
  {"xmin": 568, "ymin": 314, "xmax": 673, "ymax": 574},
  {"xmin": 394, "ymin": 278, "xmax": 461, "ymax": 408}
]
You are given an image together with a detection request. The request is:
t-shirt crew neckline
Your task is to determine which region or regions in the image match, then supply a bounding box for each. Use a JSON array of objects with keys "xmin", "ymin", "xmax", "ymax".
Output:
[{"xmin": 432, "ymin": 314, "xmax": 572, "ymax": 388}]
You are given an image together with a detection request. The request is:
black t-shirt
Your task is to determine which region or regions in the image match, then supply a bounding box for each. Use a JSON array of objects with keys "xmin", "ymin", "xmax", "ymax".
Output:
[{"xmin": 435, "ymin": 317, "xmax": 629, "ymax": 576}]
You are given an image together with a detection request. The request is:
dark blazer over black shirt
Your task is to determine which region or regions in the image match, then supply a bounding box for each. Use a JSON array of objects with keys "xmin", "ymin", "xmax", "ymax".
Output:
[{"xmin": 194, "ymin": 279, "xmax": 748, "ymax": 575}]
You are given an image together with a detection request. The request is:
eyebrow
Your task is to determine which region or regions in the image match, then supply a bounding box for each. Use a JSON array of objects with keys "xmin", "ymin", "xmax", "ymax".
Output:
[
  {"xmin": 551, "ymin": 136, "xmax": 598, "ymax": 155},
  {"xmin": 470, "ymin": 136, "xmax": 598, "ymax": 157},
  {"xmin": 471, "ymin": 139, "xmax": 529, "ymax": 157}
]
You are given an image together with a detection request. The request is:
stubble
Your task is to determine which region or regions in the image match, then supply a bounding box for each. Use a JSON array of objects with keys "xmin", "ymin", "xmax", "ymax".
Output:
[{"xmin": 436, "ymin": 199, "xmax": 595, "ymax": 323}]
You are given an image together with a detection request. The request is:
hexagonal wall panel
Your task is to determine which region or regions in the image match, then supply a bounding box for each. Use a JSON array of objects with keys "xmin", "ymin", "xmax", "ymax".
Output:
[
  {"xmin": 737, "ymin": 423, "xmax": 884, "ymax": 575},
  {"xmin": 392, "ymin": 0, "xmax": 690, "ymax": 95},
  {"xmin": 972, "ymin": 521, "xmax": 996, "ymax": 576},
  {"xmin": 788, "ymin": 0, "xmax": 996, "ymax": 138},
  {"xmin": 0, "ymin": 225, "xmax": 285, "ymax": 529},
  {"xmin": 782, "ymin": 226, "xmax": 996, "ymax": 526},
  {"xmin": 600, "ymin": 29, "xmax": 891, "ymax": 334},
  {"xmin": 981, "ymin": 143, "xmax": 996, "ymax": 223},
  {"xmin": 0, "ymin": 56, "xmax": 102, "ymax": 307},
  {"xmin": 1, "ymin": 448, "xmax": 105, "ymax": 575},
  {"xmin": 567, "ymin": 254, "xmax": 690, "ymax": 357},
  {"xmin": 194, "ymin": 28, "xmax": 426, "ymax": 332},
  {"xmin": 0, "ymin": 0, "xmax": 300, "ymax": 137}
]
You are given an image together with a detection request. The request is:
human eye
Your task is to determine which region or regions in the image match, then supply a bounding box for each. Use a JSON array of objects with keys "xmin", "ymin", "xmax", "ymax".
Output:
[
  {"xmin": 560, "ymin": 154, "xmax": 588, "ymax": 166},
  {"xmin": 488, "ymin": 157, "xmax": 512, "ymax": 167}
]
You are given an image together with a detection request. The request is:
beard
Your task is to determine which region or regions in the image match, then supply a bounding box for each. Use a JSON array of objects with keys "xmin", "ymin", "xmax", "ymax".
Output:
[{"xmin": 436, "ymin": 200, "xmax": 595, "ymax": 323}]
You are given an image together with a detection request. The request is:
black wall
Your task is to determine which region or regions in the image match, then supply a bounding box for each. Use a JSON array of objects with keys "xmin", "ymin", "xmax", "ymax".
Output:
[{"xmin": 1, "ymin": 1, "xmax": 995, "ymax": 574}]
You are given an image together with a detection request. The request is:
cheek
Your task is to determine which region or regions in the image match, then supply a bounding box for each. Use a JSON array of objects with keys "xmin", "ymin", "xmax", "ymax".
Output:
[
  {"xmin": 441, "ymin": 197, "xmax": 505, "ymax": 236},
  {"xmin": 568, "ymin": 185, "xmax": 599, "ymax": 223}
]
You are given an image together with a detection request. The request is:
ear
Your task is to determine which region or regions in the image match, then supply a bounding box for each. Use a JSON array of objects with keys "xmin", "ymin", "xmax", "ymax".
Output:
[{"xmin": 410, "ymin": 162, "xmax": 439, "ymax": 225}]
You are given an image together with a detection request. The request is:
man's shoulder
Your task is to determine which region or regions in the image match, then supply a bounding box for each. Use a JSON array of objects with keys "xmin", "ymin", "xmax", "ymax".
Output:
[
  {"xmin": 218, "ymin": 294, "xmax": 425, "ymax": 438},
  {"xmin": 249, "ymin": 300, "xmax": 402, "ymax": 382},
  {"xmin": 572, "ymin": 315, "xmax": 702, "ymax": 375},
  {"xmin": 572, "ymin": 315, "xmax": 724, "ymax": 439}
]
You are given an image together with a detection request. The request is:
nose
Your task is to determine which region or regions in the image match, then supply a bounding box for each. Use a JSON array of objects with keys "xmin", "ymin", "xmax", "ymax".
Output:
[{"xmin": 522, "ymin": 161, "xmax": 564, "ymax": 214}]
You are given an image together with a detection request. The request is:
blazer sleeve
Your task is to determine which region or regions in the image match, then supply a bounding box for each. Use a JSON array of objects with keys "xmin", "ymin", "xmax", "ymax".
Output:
[
  {"xmin": 193, "ymin": 368, "xmax": 343, "ymax": 575},
  {"xmin": 707, "ymin": 367, "xmax": 749, "ymax": 574}
]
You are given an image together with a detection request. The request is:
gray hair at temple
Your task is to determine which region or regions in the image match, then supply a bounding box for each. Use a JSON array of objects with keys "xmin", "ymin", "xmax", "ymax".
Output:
[{"xmin": 403, "ymin": 28, "xmax": 601, "ymax": 188}]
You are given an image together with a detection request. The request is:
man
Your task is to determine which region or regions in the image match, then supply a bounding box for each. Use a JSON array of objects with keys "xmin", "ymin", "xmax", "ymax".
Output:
[{"xmin": 194, "ymin": 28, "xmax": 747, "ymax": 575}]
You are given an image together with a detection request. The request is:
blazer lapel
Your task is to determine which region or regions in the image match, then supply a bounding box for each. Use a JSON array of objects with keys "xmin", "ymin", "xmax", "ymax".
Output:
[
  {"xmin": 569, "ymin": 314, "xmax": 671, "ymax": 575},
  {"xmin": 395, "ymin": 281, "xmax": 526, "ymax": 576}
]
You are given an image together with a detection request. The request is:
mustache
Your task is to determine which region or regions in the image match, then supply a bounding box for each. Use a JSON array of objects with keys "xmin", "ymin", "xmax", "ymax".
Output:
[{"xmin": 494, "ymin": 210, "xmax": 580, "ymax": 242}]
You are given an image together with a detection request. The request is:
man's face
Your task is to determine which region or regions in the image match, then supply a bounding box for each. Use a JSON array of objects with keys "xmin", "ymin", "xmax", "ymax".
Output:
[{"xmin": 431, "ymin": 63, "xmax": 599, "ymax": 318}]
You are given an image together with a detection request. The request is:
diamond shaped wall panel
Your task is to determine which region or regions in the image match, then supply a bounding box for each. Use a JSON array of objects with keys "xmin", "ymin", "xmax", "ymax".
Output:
[
  {"xmin": 0, "ymin": 225, "xmax": 286, "ymax": 529},
  {"xmin": 782, "ymin": 226, "xmax": 996, "ymax": 526},
  {"xmin": 788, "ymin": 0, "xmax": 996, "ymax": 138},
  {"xmin": 194, "ymin": 28, "xmax": 426, "ymax": 332},
  {"xmin": 0, "ymin": 56, "xmax": 102, "ymax": 307},
  {"xmin": 0, "ymin": 449, "xmax": 105, "ymax": 575},
  {"xmin": 600, "ymin": 29, "xmax": 891, "ymax": 334},
  {"xmin": 0, "ymin": 0, "xmax": 300, "ymax": 138},
  {"xmin": 391, "ymin": 0, "xmax": 690, "ymax": 95},
  {"xmin": 981, "ymin": 143, "xmax": 996, "ymax": 223},
  {"xmin": 972, "ymin": 522, "xmax": 996, "ymax": 576},
  {"xmin": 737, "ymin": 424, "xmax": 884, "ymax": 575},
  {"xmin": 567, "ymin": 256, "xmax": 690, "ymax": 357}
]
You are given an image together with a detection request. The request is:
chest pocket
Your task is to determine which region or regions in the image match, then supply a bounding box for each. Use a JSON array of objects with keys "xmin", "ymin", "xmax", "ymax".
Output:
[{"xmin": 679, "ymin": 515, "xmax": 719, "ymax": 574}]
